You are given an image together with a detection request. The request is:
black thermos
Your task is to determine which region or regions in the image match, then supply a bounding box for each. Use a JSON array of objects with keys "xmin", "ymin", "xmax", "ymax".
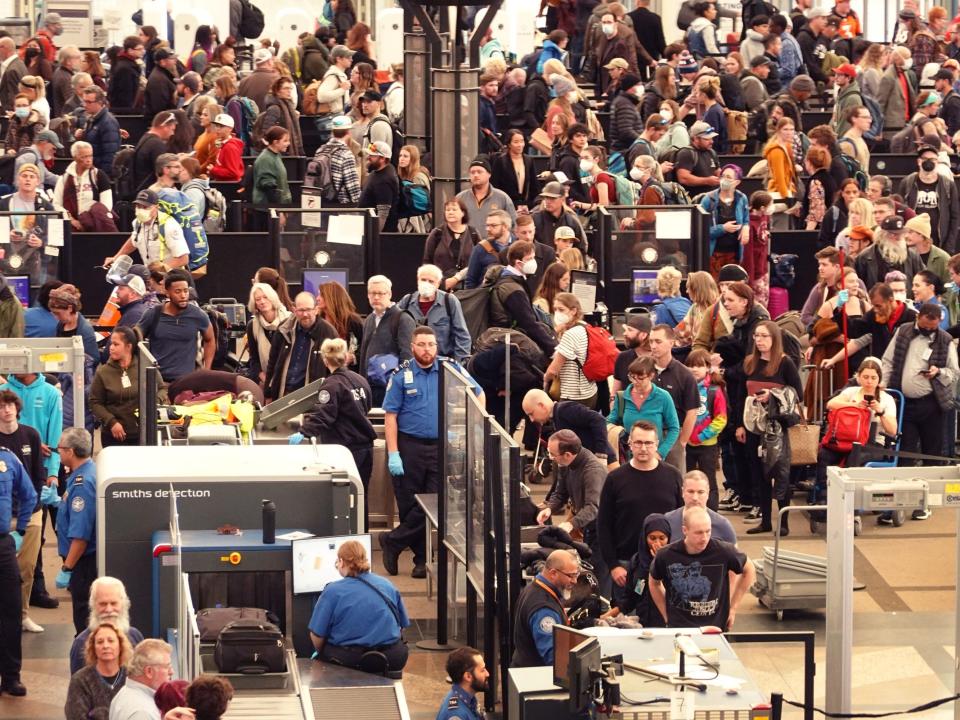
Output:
[{"xmin": 262, "ymin": 499, "xmax": 276, "ymax": 544}]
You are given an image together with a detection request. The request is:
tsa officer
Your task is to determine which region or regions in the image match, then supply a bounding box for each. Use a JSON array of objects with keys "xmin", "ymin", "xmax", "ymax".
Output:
[
  {"xmin": 379, "ymin": 326, "xmax": 483, "ymax": 579},
  {"xmin": 436, "ymin": 647, "xmax": 489, "ymax": 720},
  {"xmin": 0, "ymin": 446, "xmax": 37, "ymax": 697},
  {"xmin": 511, "ymin": 549, "xmax": 580, "ymax": 668},
  {"xmin": 53, "ymin": 428, "xmax": 97, "ymax": 635},
  {"xmin": 289, "ymin": 337, "xmax": 377, "ymax": 529}
]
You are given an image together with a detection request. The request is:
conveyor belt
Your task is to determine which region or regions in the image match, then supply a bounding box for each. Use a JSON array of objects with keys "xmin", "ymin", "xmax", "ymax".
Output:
[
  {"xmin": 223, "ymin": 693, "xmax": 306, "ymax": 719},
  {"xmin": 308, "ymin": 685, "xmax": 407, "ymax": 720}
]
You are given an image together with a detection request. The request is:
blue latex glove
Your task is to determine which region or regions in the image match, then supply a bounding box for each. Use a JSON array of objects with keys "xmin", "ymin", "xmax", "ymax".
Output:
[
  {"xmin": 288, "ymin": 432, "xmax": 305, "ymax": 445},
  {"xmin": 836, "ymin": 289, "xmax": 849, "ymax": 307},
  {"xmin": 11, "ymin": 531, "xmax": 22, "ymax": 552},
  {"xmin": 56, "ymin": 568, "xmax": 72, "ymax": 589},
  {"xmin": 40, "ymin": 485, "xmax": 60, "ymax": 506},
  {"xmin": 387, "ymin": 451, "xmax": 404, "ymax": 476}
]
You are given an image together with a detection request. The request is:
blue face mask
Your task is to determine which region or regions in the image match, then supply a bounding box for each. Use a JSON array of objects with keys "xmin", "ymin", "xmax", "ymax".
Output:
[{"xmin": 14, "ymin": 107, "xmax": 28, "ymax": 119}]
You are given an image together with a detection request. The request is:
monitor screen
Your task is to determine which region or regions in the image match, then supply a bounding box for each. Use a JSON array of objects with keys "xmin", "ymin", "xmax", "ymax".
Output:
[
  {"xmin": 553, "ymin": 625, "xmax": 591, "ymax": 689},
  {"xmin": 632, "ymin": 269, "xmax": 659, "ymax": 305},
  {"xmin": 303, "ymin": 268, "xmax": 349, "ymax": 296},
  {"xmin": 291, "ymin": 534, "xmax": 372, "ymax": 595},
  {"xmin": 6, "ymin": 275, "xmax": 28, "ymax": 308}
]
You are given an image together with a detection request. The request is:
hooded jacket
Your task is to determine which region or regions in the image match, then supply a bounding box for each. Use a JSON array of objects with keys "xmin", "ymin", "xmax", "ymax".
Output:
[
  {"xmin": 0, "ymin": 374, "xmax": 61, "ymax": 479},
  {"xmin": 208, "ymin": 135, "xmax": 245, "ymax": 182},
  {"xmin": 739, "ymin": 28, "xmax": 766, "ymax": 66},
  {"xmin": 688, "ymin": 16, "xmax": 720, "ymax": 56},
  {"xmin": 610, "ymin": 90, "xmax": 643, "ymax": 152},
  {"xmin": 300, "ymin": 36, "xmax": 330, "ymax": 86},
  {"xmin": 107, "ymin": 53, "xmax": 143, "ymax": 112}
]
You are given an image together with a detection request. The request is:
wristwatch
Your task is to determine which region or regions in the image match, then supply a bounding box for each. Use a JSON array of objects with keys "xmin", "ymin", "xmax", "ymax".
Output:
[{"xmin": 61, "ymin": 564, "xmax": 73, "ymax": 572}]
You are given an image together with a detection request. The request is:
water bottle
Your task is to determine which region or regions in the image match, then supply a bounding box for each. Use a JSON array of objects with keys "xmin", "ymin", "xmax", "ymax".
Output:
[
  {"xmin": 262, "ymin": 499, "xmax": 276, "ymax": 544},
  {"xmin": 106, "ymin": 254, "xmax": 133, "ymax": 284}
]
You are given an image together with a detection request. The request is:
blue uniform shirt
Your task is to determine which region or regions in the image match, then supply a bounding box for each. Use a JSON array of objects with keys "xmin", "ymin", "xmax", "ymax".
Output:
[
  {"xmin": 308, "ymin": 572, "xmax": 409, "ymax": 647},
  {"xmin": 528, "ymin": 574, "xmax": 565, "ymax": 665},
  {"xmin": 57, "ymin": 459, "xmax": 97, "ymax": 558},
  {"xmin": 436, "ymin": 684, "xmax": 484, "ymax": 720},
  {"xmin": 0, "ymin": 448, "xmax": 37, "ymax": 534},
  {"xmin": 382, "ymin": 358, "xmax": 481, "ymax": 440}
]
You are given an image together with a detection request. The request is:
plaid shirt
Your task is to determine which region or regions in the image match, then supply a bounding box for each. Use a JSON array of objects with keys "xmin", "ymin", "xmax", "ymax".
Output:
[{"xmin": 320, "ymin": 140, "xmax": 361, "ymax": 204}]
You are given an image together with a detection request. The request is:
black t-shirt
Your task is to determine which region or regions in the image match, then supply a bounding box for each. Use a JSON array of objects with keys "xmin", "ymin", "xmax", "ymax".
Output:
[
  {"xmin": 655, "ymin": 359, "xmax": 701, "ymax": 418},
  {"xmin": 614, "ymin": 348, "xmax": 641, "ymax": 389},
  {"xmin": 914, "ymin": 182, "xmax": 940, "ymax": 246},
  {"xmin": 357, "ymin": 164, "xmax": 400, "ymax": 232},
  {"xmin": 675, "ymin": 146, "xmax": 719, "ymax": 192},
  {"xmin": 650, "ymin": 538, "xmax": 748, "ymax": 628},
  {"xmin": 132, "ymin": 133, "xmax": 167, "ymax": 194},
  {"xmin": 597, "ymin": 461, "xmax": 683, "ymax": 567},
  {"xmin": 0, "ymin": 424, "xmax": 44, "ymax": 506}
]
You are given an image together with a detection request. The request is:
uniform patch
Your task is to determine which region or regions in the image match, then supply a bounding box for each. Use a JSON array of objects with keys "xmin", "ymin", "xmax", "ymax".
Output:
[
  {"xmin": 318, "ymin": 390, "xmax": 331, "ymax": 404},
  {"xmin": 71, "ymin": 497, "xmax": 85, "ymax": 512},
  {"xmin": 538, "ymin": 615, "xmax": 556, "ymax": 633},
  {"xmin": 73, "ymin": 476, "xmax": 85, "ymax": 486},
  {"xmin": 447, "ymin": 696, "xmax": 459, "ymax": 708}
]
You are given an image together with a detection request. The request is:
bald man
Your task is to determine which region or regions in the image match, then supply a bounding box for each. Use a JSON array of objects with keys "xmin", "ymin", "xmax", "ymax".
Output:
[
  {"xmin": 649, "ymin": 506, "xmax": 754, "ymax": 630},
  {"xmin": 511, "ymin": 549, "xmax": 580, "ymax": 667},
  {"xmin": 0, "ymin": 37, "xmax": 27, "ymax": 111},
  {"xmin": 521, "ymin": 389, "xmax": 612, "ymax": 459}
]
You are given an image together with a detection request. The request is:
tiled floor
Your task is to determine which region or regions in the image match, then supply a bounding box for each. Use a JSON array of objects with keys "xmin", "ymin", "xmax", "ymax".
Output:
[{"xmin": 5, "ymin": 497, "xmax": 960, "ymax": 719}]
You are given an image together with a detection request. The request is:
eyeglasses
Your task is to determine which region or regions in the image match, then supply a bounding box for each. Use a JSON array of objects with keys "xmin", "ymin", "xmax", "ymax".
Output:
[
  {"xmin": 368, "ymin": 290, "xmax": 389, "ymax": 297},
  {"xmin": 629, "ymin": 440, "xmax": 657, "ymax": 448},
  {"xmin": 557, "ymin": 568, "xmax": 581, "ymax": 580}
]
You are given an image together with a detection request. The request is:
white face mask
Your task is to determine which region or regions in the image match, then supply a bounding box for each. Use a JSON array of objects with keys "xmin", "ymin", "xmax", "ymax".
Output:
[
  {"xmin": 601, "ymin": 23, "xmax": 616, "ymax": 36},
  {"xmin": 554, "ymin": 311, "xmax": 571, "ymax": 327},
  {"xmin": 659, "ymin": 107, "xmax": 672, "ymax": 121},
  {"xmin": 579, "ymin": 159, "xmax": 594, "ymax": 173},
  {"xmin": 902, "ymin": 58, "xmax": 913, "ymax": 70},
  {"xmin": 135, "ymin": 208, "xmax": 152, "ymax": 223},
  {"xmin": 719, "ymin": 178, "xmax": 735, "ymax": 191},
  {"xmin": 522, "ymin": 258, "xmax": 537, "ymax": 276},
  {"xmin": 630, "ymin": 167, "xmax": 645, "ymax": 181},
  {"xmin": 417, "ymin": 280, "xmax": 437, "ymax": 298},
  {"xmin": 567, "ymin": 92, "xmax": 579, "ymax": 103},
  {"xmin": 893, "ymin": 290, "xmax": 908, "ymax": 303}
]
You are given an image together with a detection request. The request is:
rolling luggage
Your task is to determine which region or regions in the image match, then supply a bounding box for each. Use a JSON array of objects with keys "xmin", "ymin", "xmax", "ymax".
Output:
[{"xmin": 214, "ymin": 618, "xmax": 286, "ymax": 674}]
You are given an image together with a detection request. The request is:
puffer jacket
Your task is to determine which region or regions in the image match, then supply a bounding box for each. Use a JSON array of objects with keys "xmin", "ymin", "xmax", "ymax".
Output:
[
  {"xmin": 300, "ymin": 36, "xmax": 330, "ymax": 85},
  {"xmin": 610, "ymin": 91, "xmax": 643, "ymax": 152},
  {"xmin": 83, "ymin": 106, "xmax": 121, "ymax": 173}
]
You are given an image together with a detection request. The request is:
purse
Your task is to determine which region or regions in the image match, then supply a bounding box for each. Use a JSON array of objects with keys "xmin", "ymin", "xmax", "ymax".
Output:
[{"xmin": 789, "ymin": 365, "xmax": 824, "ymax": 466}]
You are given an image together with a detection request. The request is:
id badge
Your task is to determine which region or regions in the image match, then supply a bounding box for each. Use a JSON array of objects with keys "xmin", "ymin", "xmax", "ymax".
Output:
[
  {"xmin": 404, "ymin": 370, "xmax": 413, "ymax": 384},
  {"xmin": 120, "ymin": 372, "xmax": 132, "ymax": 389},
  {"xmin": 922, "ymin": 347, "xmax": 933, "ymax": 361}
]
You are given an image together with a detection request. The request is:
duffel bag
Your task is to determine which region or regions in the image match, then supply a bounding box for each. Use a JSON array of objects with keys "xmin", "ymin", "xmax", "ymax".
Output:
[
  {"xmin": 196, "ymin": 607, "xmax": 273, "ymax": 643},
  {"xmin": 213, "ymin": 619, "xmax": 286, "ymax": 674}
]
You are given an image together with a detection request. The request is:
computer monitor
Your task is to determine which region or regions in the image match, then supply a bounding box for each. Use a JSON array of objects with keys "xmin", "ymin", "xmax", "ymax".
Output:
[
  {"xmin": 631, "ymin": 269, "xmax": 658, "ymax": 304},
  {"xmin": 6, "ymin": 275, "xmax": 29, "ymax": 308},
  {"xmin": 291, "ymin": 533, "xmax": 372, "ymax": 595},
  {"xmin": 303, "ymin": 268, "xmax": 349, "ymax": 295},
  {"xmin": 553, "ymin": 625, "xmax": 591, "ymax": 689},
  {"xmin": 568, "ymin": 636, "xmax": 602, "ymax": 713}
]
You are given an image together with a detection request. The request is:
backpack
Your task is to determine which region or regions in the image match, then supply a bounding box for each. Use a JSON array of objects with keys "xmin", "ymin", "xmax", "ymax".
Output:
[
  {"xmin": 860, "ymin": 94, "xmax": 884, "ymax": 141},
  {"xmin": 184, "ymin": 179, "xmax": 227, "ymax": 232},
  {"xmin": 677, "ymin": 1, "xmax": 697, "ymax": 30},
  {"xmin": 821, "ymin": 405, "xmax": 873, "ymax": 453},
  {"xmin": 111, "ymin": 144, "xmax": 137, "ymax": 200},
  {"xmin": 238, "ymin": 0, "xmax": 265, "ymax": 39},
  {"xmin": 770, "ymin": 253, "xmax": 798, "ymax": 288},
  {"xmin": 577, "ymin": 323, "xmax": 619, "ymax": 381},
  {"xmin": 234, "ymin": 97, "xmax": 260, "ymax": 152},
  {"xmin": 661, "ymin": 181, "xmax": 692, "ymax": 205},
  {"xmin": 606, "ymin": 150, "xmax": 626, "ymax": 176},
  {"xmin": 455, "ymin": 283, "xmax": 497, "ymax": 344},
  {"xmin": 611, "ymin": 174, "xmax": 640, "ymax": 205},
  {"xmin": 889, "ymin": 119, "xmax": 924, "ymax": 154},
  {"xmin": 250, "ymin": 112, "xmax": 271, "ymax": 153},
  {"xmin": 157, "ymin": 188, "xmax": 210, "ymax": 273},
  {"xmin": 202, "ymin": 305, "xmax": 232, "ymax": 369},
  {"xmin": 365, "ymin": 116, "xmax": 404, "ymax": 165},
  {"xmin": 686, "ymin": 25, "xmax": 708, "ymax": 59},
  {"xmin": 773, "ymin": 310, "xmax": 803, "ymax": 370},
  {"xmin": 398, "ymin": 180, "xmax": 430, "ymax": 218},
  {"xmin": 304, "ymin": 145, "xmax": 339, "ymax": 202},
  {"xmin": 836, "ymin": 139, "xmax": 868, "ymax": 191},
  {"xmin": 473, "ymin": 326, "xmax": 548, "ymax": 371},
  {"xmin": 725, "ymin": 110, "xmax": 748, "ymax": 155}
]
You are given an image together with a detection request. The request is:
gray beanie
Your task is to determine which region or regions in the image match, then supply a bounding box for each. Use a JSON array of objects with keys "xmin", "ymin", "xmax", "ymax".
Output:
[{"xmin": 790, "ymin": 74, "xmax": 816, "ymax": 93}]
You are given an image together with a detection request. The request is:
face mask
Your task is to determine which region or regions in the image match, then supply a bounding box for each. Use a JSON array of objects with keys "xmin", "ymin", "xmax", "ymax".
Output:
[
  {"xmin": 902, "ymin": 58, "xmax": 913, "ymax": 70},
  {"xmin": 14, "ymin": 108, "xmax": 28, "ymax": 119},
  {"xmin": 719, "ymin": 178, "xmax": 735, "ymax": 191},
  {"xmin": 629, "ymin": 167, "xmax": 645, "ymax": 181},
  {"xmin": 921, "ymin": 158, "xmax": 936, "ymax": 172},
  {"xmin": 24, "ymin": 47, "xmax": 39, "ymax": 60},
  {"xmin": 135, "ymin": 208, "xmax": 152, "ymax": 223},
  {"xmin": 579, "ymin": 159, "xmax": 594, "ymax": 173},
  {"xmin": 659, "ymin": 108, "xmax": 672, "ymax": 121},
  {"xmin": 601, "ymin": 23, "xmax": 616, "ymax": 36},
  {"xmin": 417, "ymin": 281, "xmax": 437, "ymax": 298},
  {"xmin": 553, "ymin": 311, "xmax": 571, "ymax": 327},
  {"xmin": 522, "ymin": 258, "xmax": 537, "ymax": 276},
  {"xmin": 567, "ymin": 92, "xmax": 578, "ymax": 103},
  {"xmin": 893, "ymin": 290, "xmax": 908, "ymax": 303}
]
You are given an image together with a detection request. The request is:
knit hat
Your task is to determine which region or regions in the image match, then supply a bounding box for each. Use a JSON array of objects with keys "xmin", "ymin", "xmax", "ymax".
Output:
[
  {"xmin": 718, "ymin": 264, "xmax": 748, "ymax": 283},
  {"xmin": 678, "ymin": 51, "xmax": 698, "ymax": 74},
  {"xmin": 49, "ymin": 284, "xmax": 80, "ymax": 310},
  {"xmin": 904, "ymin": 213, "xmax": 932, "ymax": 240},
  {"xmin": 619, "ymin": 73, "xmax": 642, "ymax": 92},
  {"xmin": 790, "ymin": 74, "xmax": 816, "ymax": 93},
  {"xmin": 469, "ymin": 156, "xmax": 492, "ymax": 173},
  {"xmin": 552, "ymin": 76, "xmax": 575, "ymax": 95}
]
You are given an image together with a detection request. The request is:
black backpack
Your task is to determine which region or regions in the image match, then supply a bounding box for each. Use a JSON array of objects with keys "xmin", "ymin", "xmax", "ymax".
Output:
[
  {"xmin": 112, "ymin": 144, "xmax": 137, "ymax": 201},
  {"xmin": 364, "ymin": 116, "xmax": 404, "ymax": 166},
  {"xmin": 304, "ymin": 146, "xmax": 339, "ymax": 202},
  {"xmin": 203, "ymin": 305, "xmax": 232, "ymax": 370},
  {"xmin": 238, "ymin": 0, "xmax": 265, "ymax": 39}
]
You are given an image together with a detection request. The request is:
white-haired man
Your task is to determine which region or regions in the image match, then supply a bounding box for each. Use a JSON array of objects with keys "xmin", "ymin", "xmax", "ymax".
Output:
[
  {"xmin": 397, "ymin": 265, "xmax": 472, "ymax": 362},
  {"xmin": 69, "ymin": 576, "xmax": 145, "ymax": 674},
  {"xmin": 108, "ymin": 639, "xmax": 172, "ymax": 720},
  {"xmin": 357, "ymin": 275, "xmax": 416, "ymax": 407}
]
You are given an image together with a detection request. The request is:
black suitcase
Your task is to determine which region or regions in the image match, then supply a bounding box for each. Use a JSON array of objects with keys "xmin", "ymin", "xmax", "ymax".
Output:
[{"xmin": 213, "ymin": 619, "xmax": 286, "ymax": 674}]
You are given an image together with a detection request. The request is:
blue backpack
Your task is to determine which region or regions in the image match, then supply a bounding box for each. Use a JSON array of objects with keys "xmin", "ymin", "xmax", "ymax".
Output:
[
  {"xmin": 157, "ymin": 188, "xmax": 210, "ymax": 273},
  {"xmin": 398, "ymin": 180, "xmax": 430, "ymax": 218},
  {"xmin": 686, "ymin": 26, "xmax": 708, "ymax": 58}
]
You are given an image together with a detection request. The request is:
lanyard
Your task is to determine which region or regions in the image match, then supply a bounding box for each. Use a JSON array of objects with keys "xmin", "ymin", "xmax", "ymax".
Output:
[{"xmin": 534, "ymin": 578, "xmax": 568, "ymax": 625}]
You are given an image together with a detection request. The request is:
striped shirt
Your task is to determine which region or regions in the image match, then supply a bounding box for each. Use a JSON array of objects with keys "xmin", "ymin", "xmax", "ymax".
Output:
[{"xmin": 557, "ymin": 324, "xmax": 596, "ymax": 400}]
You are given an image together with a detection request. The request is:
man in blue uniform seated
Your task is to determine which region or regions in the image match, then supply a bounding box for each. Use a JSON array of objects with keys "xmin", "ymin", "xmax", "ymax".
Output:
[
  {"xmin": 511, "ymin": 549, "xmax": 581, "ymax": 667},
  {"xmin": 379, "ymin": 326, "xmax": 483, "ymax": 579},
  {"xmin": 436, "ymin": 646, "xmax": 489, "ymax": 720},
  {"xmin": 52, "ymin": 427, "xmax": 98, "ymax": 635},
  {"xmin": 308, "ymin": 539, "xmax": 410, "ymax": 674},
  {"xmin": 0, "ymin": 444, "xmax": 37, "ymax": 696}
]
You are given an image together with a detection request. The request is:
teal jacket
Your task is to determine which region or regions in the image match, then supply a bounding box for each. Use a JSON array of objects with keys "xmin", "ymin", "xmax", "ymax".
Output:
[
  {"xmin": 253, "ymin": 148, "xmax": 291, "ymax": 207},
  {"xmin": 607, "ymin": 383, "xmax": 680, "ymax": 458}
]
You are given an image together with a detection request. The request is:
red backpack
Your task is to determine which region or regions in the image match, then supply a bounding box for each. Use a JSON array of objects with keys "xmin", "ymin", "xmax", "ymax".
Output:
[
  {"xmin": 578, "ymin": 324, "xmax": 619, "ymax": 382},
  {"xmin": 821, "ymin": 405, "xmax": 873, "ymax": 453}
]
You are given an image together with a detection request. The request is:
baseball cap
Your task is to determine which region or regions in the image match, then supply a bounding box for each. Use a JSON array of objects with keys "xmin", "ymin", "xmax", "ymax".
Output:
[
  {"xmin": 848, "ymin": 225, "xmax": 874, "ymax": 242},
  {"xmin": 114, "ymin": 274, "xmax": 147, "ymax": 296},
  {"xmin": 330, "ymin": 115, "xmax": 354, "ymax": 130},
  {"xmin": 880, "ymin": 215, "xmax": 905, "ymax": 233},
  {"xmin": 554, "ymin": 226, "xmax": 577, "ymax": 241},
  {"xmin": 212, "ymin": 113, "xmax": 235, "ymax": 129},
  {"xmin": 361, "ymin": 90, "xmax": 383, "ymax": 102},
  {"xmin": 750, "ymin": 55, "xmax": 773, "ymax": 68},
  {"xmin": 37, "ymin": 129, "xmax": 63, "ymax": 149},
  {"xmin": 540, "ymin": 181, "xmax": 565, "ymax": 198},
  {"xmin": 690, "ymin": 121, "xmax": 718, "ymax": 138},
  {"xmin": 128, "ymin": 264, "xmax": 151, "ymax": 284},
  {"xmin": 604, "ymin": 58, "xmax": 629, "ymax": 70},
  {"xmin": 934, "ymin": 69, "xmax": 955, "ymax": 81},
  {"xmin": 253, "ymin": 48, "xmax": 273, "ymax": 65},
  {"xmin": 626, "ymin": 313, "xmax": 652, "ymax": 332},
  {"xmin": 808, "ymin": 7, "xmax": 831, "ymax": 18},
  {"xmin": 178, "ymin": 71, "xmax": 201, "ymax": 93},
  {"xmin": 917, "ymin": 143, "xmax": 939, "ymax": 157},
  {"xmin": 833, "ymin": 63, "xmax": 857, "ymax": 78},
  {"xmin": 366, "ymin": 140, "xmax": 392, "ymax": 158},
  {"xmin": 154, "ymin": 47, "xmax": 175, "ymax": 61},
  {"xmin": 330, "ymin": 45, "xmax": 354, "ymax": 60},
  {"xmin": 898, "ymin": 8, "xmax": 917, "ymax": 19},
  {"xmin": 134, "ymin": 189, "xmax": 159, "ymax": 207}
]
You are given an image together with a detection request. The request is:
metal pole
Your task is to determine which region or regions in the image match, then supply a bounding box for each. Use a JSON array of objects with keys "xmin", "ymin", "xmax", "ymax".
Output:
[
  {"xmin": 504, "ymin": 332, "xmax": 511, "ymax": 434},
  {"xmin": 825, "ymin": 467, "xmax": 853, "ymax": 715}
]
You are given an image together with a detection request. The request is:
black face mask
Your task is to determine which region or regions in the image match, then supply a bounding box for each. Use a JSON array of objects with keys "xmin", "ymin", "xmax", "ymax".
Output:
[
  {"xmin": 917, "ymin": 325, "xmax": 935, "ymax": 337},
  {"xmin": 24, "ymin": 47, "xmax": 40, "ymax": 60},
  {"xmin": 921, "ymin": 159, "xmax": 937, "ymax": 173}
]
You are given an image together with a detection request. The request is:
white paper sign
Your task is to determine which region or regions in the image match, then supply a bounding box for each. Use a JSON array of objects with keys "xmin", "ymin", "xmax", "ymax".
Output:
[
  {"xmin": 47, "ymin": 220, "xmax": 64, "ymax": 247},
  {"xmin": 327, "ymin": 214, "xmax": 364, "ymax": 246},
  {"xmin": 0, "ymin": 216, "xmax": 8, "ymax": 243},
  {"xmin": 301, "ymin": 192, "xmax": 323, "ymax": 228},
  {"xmin": 655, "ymin": 210, "xmax": 691, "ymax": 240},
  {"xmin": 44, "ymin": 245, "xmax": 59, "ymax": 257}
]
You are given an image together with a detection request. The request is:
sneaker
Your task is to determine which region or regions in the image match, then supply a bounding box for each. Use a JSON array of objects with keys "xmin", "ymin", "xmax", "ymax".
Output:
[
  {"xmin": 744, "ymin": 507, "xmax": 761, "ymax": 522},
  {"xmin": 912, "ymin": 509, "xmax": 931, "ymax": 521},
  {"xmin": 877, "ymin": 513, "xmax": 894, "ymax": 525},
  {"xmin": 720, "ymin": 488, "xmax": 734, "ymax": 504},
  {"xmin": 719, "ymin": 494, "xmax": 741, "ymax": 511},
  {"xmin": 739, "ymin": 504, "xmax": 757, "ymax": 515},
  {"xmin": 21, "ymin": 617, "xmax": 43, "ymax": 633}
]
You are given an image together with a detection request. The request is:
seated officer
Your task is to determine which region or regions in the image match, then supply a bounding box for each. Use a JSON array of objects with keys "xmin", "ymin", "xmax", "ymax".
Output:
[
  {"xmin": 511, "ymin": 549, "xmax": 580, "ymax": 667},
  {"xmin": 308, "ymin": 540, "xmax": 410, "ymax": 674},
  {"xmin": 52, "ymin": 427, "xmax": 97, "ymax": 635},
  {"xmin": 436, "ymin": 647, "xmax": 489, "ymax": 720}
]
